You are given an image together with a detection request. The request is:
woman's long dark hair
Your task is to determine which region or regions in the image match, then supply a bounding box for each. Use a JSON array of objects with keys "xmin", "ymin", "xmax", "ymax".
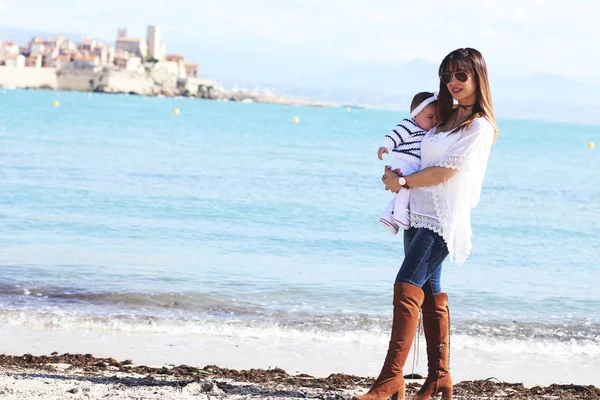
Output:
[{"xmin": 438, "ymin": 48, "xmax": 498, "ymax": 139}]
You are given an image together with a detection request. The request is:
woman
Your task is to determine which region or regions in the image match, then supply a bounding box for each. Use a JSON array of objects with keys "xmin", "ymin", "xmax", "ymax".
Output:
[{"xmin": 354, "ymin": 48, "xmax": 498, "ymax": 400}]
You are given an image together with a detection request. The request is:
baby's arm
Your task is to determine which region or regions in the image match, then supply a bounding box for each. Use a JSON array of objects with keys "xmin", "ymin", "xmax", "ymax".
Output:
[
  {"xmin": 377, "ymin": 147, "xmax": 389, "ymax": 160},
  {"xmin": 378, "ymin": 120, "xmax": 411, "ymax": 160}
]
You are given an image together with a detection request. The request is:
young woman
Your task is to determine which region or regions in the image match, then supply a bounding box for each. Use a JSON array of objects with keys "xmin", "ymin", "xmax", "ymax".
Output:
[{"xmin": 354, "ymin": 48, "xmax": 498, "ymax": 400}]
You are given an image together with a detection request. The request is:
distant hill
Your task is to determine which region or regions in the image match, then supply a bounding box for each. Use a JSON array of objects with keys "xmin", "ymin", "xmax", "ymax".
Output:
[
  {"xmin": 312, "ymin": 59, "xmax": 440, "ymax": 94},
  {"xmin": 493, "ymin": 74, "xmax": 599, "ymax": 105},
  {"xmin": 2, "ymin": 26, "xmax": 599, "ymax": 123},
  {"xmin": 205, "ymin": 55, "xmax": 600, "ymax": 108}
]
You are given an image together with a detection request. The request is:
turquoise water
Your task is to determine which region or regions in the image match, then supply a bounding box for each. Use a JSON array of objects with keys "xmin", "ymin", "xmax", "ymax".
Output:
[{"xmin": 1, "ymin": 89, "xmax": 599, "ymax": 356}]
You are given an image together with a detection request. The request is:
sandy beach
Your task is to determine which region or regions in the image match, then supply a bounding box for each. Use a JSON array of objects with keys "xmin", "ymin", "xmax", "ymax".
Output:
[{"xmin": 0, "ymin": 352, "xmax": 598, "ymax": 400}]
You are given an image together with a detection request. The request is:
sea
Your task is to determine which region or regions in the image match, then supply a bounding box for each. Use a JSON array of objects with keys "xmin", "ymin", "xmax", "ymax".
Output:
[{"xmin": 1, "ymin": 89, "xmax": 599, "ymax": 386}]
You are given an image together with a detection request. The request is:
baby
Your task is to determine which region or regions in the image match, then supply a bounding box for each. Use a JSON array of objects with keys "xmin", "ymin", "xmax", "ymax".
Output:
[{"xmin": 378, "ymin": 92, "xmax": 438, "ymax": 234}]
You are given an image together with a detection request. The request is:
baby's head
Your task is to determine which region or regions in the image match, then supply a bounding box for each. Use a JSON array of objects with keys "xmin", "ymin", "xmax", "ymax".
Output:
[{"xmin": 410, "ymin": 92, "xmax": 438, "ymax": 131}]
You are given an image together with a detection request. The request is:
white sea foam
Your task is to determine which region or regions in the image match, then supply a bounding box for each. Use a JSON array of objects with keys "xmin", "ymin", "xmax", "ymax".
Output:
[
  {"xmin": 2, "ymin": 309, "xmax": 600, "ymax": 357},
  {"xmin": 451, "ymin": 333, "xmax": 600, "ymax": 356},
  {"xmin": 0, "ymin": 309, "xmax": 386, "ymax": 344}
]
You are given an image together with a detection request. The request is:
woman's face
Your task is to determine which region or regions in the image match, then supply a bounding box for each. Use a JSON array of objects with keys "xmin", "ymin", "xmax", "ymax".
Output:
[{"xmin": 444, "ymin": 67, "xmax": 478, "ymax": 105}]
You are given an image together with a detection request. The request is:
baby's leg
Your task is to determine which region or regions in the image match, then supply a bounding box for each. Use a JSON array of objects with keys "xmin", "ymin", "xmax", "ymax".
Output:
[
  {"xmin": 392, "ymin": 188, "xmax": 411, "ymax": 229},
  {"xmin": 390, "ymin": 159, "xmax": 420, "ymax": 230},
  {"xmin": 379, "ymin": 197, "xmax": 399, "ymax": 235}
]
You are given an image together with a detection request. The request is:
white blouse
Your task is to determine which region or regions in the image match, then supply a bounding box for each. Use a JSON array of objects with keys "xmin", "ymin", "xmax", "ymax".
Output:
[{"xmin": 409, "ymin": 117, "xmax": 495, "ymax": 266}]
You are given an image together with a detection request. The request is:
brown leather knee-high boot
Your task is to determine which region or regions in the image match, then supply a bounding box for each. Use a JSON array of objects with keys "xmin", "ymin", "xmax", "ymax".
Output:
[
  {"xmin": 413, "ymin": 293, "xmax": 452, "ymax": 400},
  {"xmin": 353, "ymin": 283, "xmax": 424, "ymax": 400}
]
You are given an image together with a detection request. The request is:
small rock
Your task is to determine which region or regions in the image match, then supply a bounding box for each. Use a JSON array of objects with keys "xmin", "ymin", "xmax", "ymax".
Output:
[
  {"xmin": 319, "ymin": 393, "xmax": 344, "ymax": 400},
  {"xmin": 49, "ymin": 363, "xmax": 72, "ymax": 371},
  {"xmin": 202, "ymin": 382, "xmax": 223, "ymax": 394},
  {"xmin": 184, "ymin": 381, "xmax": 223, "ymax": 396},
  {"xmin": 67, "ymin": 387, "xmax": 79, "ymax": 394}
]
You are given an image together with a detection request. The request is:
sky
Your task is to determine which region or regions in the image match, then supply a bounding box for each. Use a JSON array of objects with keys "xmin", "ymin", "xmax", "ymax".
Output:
[{"xmin": 1, "ymin": 0, "xmax": 599, "ymax": 83}]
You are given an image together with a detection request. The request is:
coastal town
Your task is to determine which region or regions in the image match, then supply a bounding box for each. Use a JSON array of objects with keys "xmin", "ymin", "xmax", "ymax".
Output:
[
  {"xmin": 0, "ymin": 25, "xmax": 216, "ymax": 97},
  {"xmin": 0, "ymin": 26, "xmax": 198, "ymax": 76},
  {"xmin": 0, "ymin": 25, "xmax": 328, "ymax": 106}
]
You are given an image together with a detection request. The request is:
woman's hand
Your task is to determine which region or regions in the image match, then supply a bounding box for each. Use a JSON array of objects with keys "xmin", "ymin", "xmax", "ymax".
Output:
[{"xmin": 382, "ymin": 166, "xmax": 403, "ymax": 193}]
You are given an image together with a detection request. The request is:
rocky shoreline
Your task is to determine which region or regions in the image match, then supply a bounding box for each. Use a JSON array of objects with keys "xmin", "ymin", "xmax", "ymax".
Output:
[
  {"xmin": 0, "ymin": 353, "xmax": 598, "ymax": 399},
  {"xmin": 0, "ymin": 65, "xmax": 330, "ymax": 107},
  {"xmin": 89, "ymin": 84, "xmax": 330, "ymax": 107},
  {"xmin": 7, "ymin": 83, "xmax": 330, "ymax": 107},
  {"xmin": 195, "ymin": 86, "xmax": 330, "ymax": 107}
]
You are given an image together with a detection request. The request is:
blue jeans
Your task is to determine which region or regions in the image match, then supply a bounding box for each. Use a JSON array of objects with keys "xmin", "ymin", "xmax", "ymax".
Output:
[{"xmin": 395, "ymin": 227, "xmax": 449, "ymax": 295}]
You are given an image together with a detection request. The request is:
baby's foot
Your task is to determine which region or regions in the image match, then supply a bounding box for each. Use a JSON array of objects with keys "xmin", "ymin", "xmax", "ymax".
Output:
[
  {"xmin": 392, "ymin": 211, "xmax": 411, "ymax": 231},
  {"xmin": 379, "ymin": 216, "xmax": 399, "ymax": 235}
]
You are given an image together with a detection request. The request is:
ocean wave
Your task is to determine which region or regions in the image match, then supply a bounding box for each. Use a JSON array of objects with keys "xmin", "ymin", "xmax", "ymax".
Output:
[
  {"xmin": 451, "ymin": 333, "xmax": 600, "ymax": 356},
  {"xmin": 1, "ymin": 309, "xmax": 599, "ymax": 356},
  {"xmin": 0, "ymin": 308, "xmax": 388, "ymax": 344},
  {"xmin": 2, "ymin": 280, "xmax": 600, "ymax": 350},
  {"xmin": 0, "ymin": 280, "xmax": 389, "ymax": 330}
]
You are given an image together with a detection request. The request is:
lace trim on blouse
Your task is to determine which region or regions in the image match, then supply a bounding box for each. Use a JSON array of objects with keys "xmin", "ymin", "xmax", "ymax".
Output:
[
  {"xmin": 437, "ymin": 155, "xmax": 469, "ymax": 171},
  {"xmin": 432, "ymin": 184, "xmax": 452, "ymax": 245},
  {"xmin": 410, "ymin": 212, "xmax": 443, "ymax": 236}
]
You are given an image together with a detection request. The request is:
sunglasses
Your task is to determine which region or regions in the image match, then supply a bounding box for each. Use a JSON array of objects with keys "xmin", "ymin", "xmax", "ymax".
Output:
[{"xmin": 440, "ymin": 71, "xmax": 469, "ymax": 84}]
